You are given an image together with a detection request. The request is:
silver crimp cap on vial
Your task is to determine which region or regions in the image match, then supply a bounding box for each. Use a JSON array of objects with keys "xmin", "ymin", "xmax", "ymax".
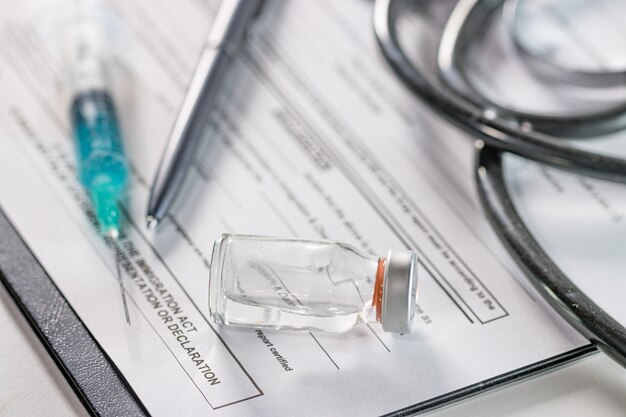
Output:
[{"xmin": 381, "ymin": 250, "xmax": 418, "ymax": 334}]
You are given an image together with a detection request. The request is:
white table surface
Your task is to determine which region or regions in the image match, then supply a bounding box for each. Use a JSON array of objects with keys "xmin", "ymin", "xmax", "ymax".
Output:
[{"xmin": 2, "ymin": 284, "xmax": 625, "ymax": 417}]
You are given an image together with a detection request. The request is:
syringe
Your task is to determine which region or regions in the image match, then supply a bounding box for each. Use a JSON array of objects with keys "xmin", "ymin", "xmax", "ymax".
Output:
[
  {"xmin": 63, "ymin": 2, "xmax": 131, "ymax": 324},
  {"xmin": 64, "ymin": 4, "xmax": 128, "ymax": 239}
]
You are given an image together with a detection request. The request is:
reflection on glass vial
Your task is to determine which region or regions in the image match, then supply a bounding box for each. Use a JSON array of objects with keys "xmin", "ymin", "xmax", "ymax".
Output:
[{"xmin": 208, "ymin": 234, "xmax": 418, "ymax": 333}]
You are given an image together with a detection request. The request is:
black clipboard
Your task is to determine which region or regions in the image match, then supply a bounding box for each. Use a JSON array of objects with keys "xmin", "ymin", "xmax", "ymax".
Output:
[
  {"xmin": 0, "ymin": 207, "xmax": 150, "ymax": 417},
  {"xmin": 0, "ymin": 205, "xmax": 596, "ymax": 417}
]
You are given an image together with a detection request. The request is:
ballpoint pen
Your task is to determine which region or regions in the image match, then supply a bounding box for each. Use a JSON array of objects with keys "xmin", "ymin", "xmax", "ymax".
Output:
[
  {"xmin": 64, "ymin": 2, "xmax": 130, "ymax": 323},
  {"xmin": 146, "ymin": 0, "xmax": 263, "ymax": 229}
]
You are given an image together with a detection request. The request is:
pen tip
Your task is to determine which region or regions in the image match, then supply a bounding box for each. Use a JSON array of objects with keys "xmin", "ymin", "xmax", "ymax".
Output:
[{"xmin": 146, "ymin": 215, "xmax": 159, "ymax": 230}]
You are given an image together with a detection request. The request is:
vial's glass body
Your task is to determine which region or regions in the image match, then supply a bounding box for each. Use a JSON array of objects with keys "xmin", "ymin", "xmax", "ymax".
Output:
[{"xmin": 209, "ymin": 234, "xmax": 379, "ymax": 332}]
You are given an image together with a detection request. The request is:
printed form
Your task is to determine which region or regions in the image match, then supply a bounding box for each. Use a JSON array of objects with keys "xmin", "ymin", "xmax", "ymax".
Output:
[{"xmin": 0, "ymin": 0, "xmax": 593, "ymax": 415}]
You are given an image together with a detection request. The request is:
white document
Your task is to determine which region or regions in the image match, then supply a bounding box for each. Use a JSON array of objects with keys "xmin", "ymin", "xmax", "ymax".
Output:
[{"xmin": 0, "ymin": 0, "xmax": 593, "ymax": 415}]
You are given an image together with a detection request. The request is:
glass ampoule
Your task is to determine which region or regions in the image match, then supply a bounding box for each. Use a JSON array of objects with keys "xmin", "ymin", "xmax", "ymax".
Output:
[{"xmin": 208, "ymin": 234, "xmax": 418, "ymax": 333}]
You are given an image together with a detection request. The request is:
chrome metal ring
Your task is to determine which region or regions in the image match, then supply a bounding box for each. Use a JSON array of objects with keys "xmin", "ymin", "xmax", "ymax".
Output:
[
  {"xmin": 506, "ymin": 0, "xmax": 626, "ymax": 90},
  {"xmin": 437, "ymin": 0, "xmax": 626, "ymax": 138},
  {"xmin": 373, "ymin": 0, "xmax": 626, "ymax": 183}
]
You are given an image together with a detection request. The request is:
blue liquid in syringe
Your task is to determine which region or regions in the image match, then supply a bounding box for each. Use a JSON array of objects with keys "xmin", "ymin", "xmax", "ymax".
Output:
[{"xmin": 71, "ymin": 89, "xmax": 128, "ymax": 238}]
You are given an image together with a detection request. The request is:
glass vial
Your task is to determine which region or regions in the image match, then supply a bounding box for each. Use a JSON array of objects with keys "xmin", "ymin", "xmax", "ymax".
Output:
[{"xmin": 208, "ymin": 234, "xmax": 418, "ymax": 333}]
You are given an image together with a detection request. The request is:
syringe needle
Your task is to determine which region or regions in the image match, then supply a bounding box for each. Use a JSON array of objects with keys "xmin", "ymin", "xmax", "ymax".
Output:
[{"xmin": 116, "ymin": 257, "xmax": 131, "ymax": 326}]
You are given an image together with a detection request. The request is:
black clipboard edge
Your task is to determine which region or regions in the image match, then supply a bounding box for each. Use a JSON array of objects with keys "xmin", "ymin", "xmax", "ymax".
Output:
[
  {"xmin": 385, "ymin": 344, "xmax": 596, "ymax": 416},
  {"xmin": 0, "ymin": 207, "xmax": 150, "ymax": 417}
]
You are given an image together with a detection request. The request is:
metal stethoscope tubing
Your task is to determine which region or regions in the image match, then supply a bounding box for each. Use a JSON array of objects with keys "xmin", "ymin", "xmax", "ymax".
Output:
[
  {"xmin": 438, "ymin": 0, "xmax": 626, "ymax": 138},
  {"xmin": 505, "ymin": 0, "xmax": 626, "ymax": 90},
  {"xmin": 373, "ymin": 0, "xmax": 626, "ymax": 184},
  {"xmin": 373, "ymin": 0, "xmax": 626, "ymax": 368}
]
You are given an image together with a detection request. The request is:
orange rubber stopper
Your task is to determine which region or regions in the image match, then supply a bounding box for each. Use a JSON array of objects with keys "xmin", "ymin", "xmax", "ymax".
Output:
[{"xmin": 372, "ymin": 258, "xmax": 385, "ymax": 322}]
